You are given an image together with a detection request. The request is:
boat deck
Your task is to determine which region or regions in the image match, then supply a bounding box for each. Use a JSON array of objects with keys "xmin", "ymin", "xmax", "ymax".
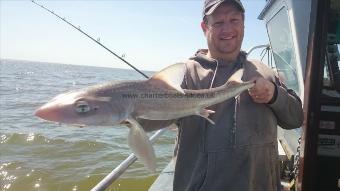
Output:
[{"xmin": 149, "ymin": 157, "xmax": 176, "ymax": 191}]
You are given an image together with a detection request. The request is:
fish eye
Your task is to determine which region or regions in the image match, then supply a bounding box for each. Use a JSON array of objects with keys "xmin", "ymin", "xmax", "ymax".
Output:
[{"xmin": 75, "ymin": 101, "xmax": 91, "ymax": 113}]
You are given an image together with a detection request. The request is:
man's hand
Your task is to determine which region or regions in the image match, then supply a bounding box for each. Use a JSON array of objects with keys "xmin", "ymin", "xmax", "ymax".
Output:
[{"xmin": 248, "ymin": 78, "xmax": 276, "ymax": 104}]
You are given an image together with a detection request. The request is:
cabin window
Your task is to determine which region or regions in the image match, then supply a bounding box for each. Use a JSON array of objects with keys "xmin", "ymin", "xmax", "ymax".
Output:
[
  {"xmin": 267, "ymin": 7, "xmax": 300, "ymax": 94},
  {"xmin": 324, "ymin": 10, "xmax": 340, "ymax": 92}
]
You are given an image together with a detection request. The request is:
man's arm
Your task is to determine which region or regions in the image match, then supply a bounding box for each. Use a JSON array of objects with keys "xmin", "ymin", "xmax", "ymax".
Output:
[
  {"xmin": 249, "ymin": 77, "xmax": 303, "ymax": 129},
  {"xmin": 268, "ymin": 83, "xmax": 304, "ymax": 129}
]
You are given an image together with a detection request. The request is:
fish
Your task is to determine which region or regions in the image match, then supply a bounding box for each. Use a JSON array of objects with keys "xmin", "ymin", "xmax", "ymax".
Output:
[{"xmin": 34, "ymin": 63, "xmax": 254, "ymax": 172}]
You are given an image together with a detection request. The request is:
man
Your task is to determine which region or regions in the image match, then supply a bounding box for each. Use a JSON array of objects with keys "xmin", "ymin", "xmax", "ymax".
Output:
[{"xmin": 142, "ymin": 0, "xmax": 303, "ymax": 190}]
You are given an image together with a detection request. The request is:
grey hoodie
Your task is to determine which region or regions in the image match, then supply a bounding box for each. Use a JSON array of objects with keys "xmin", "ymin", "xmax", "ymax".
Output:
[{"xmin": 140, "ymin": 50, "xmax": 303, "ymax": 191}]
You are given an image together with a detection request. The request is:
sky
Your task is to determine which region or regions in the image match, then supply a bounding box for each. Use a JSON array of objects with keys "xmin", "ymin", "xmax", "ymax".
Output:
[{"xmin": 0, "ymin": 0, "xmax": 269, "ymax": 71}]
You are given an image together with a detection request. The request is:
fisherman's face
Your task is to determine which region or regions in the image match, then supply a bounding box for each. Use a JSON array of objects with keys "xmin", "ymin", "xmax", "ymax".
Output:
[{"xmin": 202, "ymin": 3, "xmax": 244, "ymax": 61}]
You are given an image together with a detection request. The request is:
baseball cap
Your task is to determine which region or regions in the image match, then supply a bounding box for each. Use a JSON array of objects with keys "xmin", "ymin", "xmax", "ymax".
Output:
[{"xmin": 203, "ymin": 0, "xmax": 245, "ymax": 18}]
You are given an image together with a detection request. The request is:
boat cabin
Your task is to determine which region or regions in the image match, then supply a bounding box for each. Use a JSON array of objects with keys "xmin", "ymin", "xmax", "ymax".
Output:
[{"xmin": 259, "ymin": 0, "xmax": 340, "ymax": 190}]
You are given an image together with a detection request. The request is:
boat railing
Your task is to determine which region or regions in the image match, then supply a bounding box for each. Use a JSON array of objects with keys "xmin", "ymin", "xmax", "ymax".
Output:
[
  {"xmin": 247, "ymin": 44, "xmax": 270, "ymax": 56},
  {"xmin": 91, "ymin": 127, "xmax": 169, "ymax": 191}
]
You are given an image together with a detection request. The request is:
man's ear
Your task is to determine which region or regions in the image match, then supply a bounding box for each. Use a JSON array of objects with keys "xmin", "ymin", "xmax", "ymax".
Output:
[{"xmin": 201, "ymin": 21, "xmax": 208, "ymax": 35}]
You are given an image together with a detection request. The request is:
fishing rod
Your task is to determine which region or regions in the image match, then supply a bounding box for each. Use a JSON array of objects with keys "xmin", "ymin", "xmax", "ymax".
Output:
[{"xmin": 31, "ymin": 0, "xmax": 149, "ymax": 79}]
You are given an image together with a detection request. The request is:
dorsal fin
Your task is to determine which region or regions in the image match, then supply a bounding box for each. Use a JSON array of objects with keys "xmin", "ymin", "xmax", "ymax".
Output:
[
  {"xmin": 150, "ymin": 63, "xmax": 186, "ymax": 94},
  {"xmin": 226, "ymin": 69, "xmax": 244, "ymax": 84}
]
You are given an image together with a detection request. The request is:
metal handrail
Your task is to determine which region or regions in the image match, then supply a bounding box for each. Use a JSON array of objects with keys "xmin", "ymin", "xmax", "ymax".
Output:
[
  {"xmin": 91, "ymin": 127, "xmax": 170, "ymax": 191},
  {"xmin": 247, "ymin": 44, "xmax": 270, "ymax": 56}
]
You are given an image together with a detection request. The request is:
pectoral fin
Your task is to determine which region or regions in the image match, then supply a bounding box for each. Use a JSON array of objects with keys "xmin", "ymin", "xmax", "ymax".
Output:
[
  {"xmin": 126, "ymin": 118, "xmax": 157, "ymax": 172},
  {"xmin": 226, "ymin": 69, "xmax": 244, "ymax": 84}
]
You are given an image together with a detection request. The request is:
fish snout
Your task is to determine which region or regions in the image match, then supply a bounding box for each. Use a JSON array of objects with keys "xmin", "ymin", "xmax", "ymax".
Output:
[{"xmin": 34, "ymin": 104, "xmax": 61, "ymax": 122}]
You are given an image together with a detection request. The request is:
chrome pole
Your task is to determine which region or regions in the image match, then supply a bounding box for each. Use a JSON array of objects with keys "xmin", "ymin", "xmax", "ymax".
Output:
[
  {"xmin": 91, "ymin": 127, "xmax": 170, "ymax": 191},
  {"xmin": 247, "ymin": 44, "xmax": 270, "ymax": 56}
]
